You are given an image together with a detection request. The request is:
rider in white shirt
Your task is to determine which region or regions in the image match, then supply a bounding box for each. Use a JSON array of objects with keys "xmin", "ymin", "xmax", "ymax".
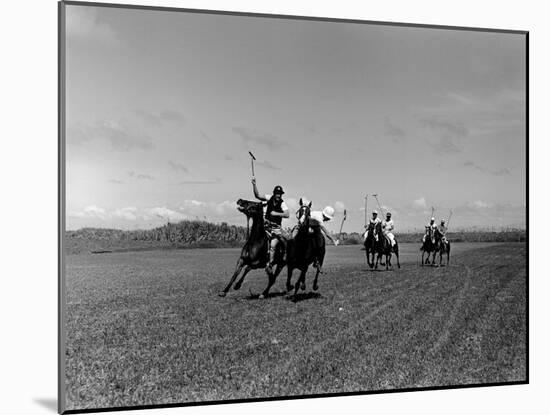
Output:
[
  {"xmin": 382, "ymin": 212, "xmax": 396, "ymax": 247},
  {"xmin": 423, "ymin": 217, "xmax": 438, "ymax": 244},
  {"xmin": 363, "ymin": 210, "xmax": 381, "ymax": 241},
  {"xmin": 439, "ymin": 219, "xmax": 448, "ymax": 243}
]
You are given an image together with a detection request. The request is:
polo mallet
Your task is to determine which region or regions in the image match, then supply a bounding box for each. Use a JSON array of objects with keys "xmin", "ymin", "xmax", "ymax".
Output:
[
  {"xmin": 364, "ymin": 194, "xmax": 368, "ymax": 227},
  {"xmin": 373, "ymin": 194, "xmax": 384, "ymax": 217},
  {"xmin": 338, "ymin": 209, "xmax": 347, "ymax": 243},
  {"xmin": 248, "ymin": 151, "xmax": 256, "ymax": 178},
  {"xmin": 447, "ymin": 209, "xmax": 453, "ymax": 229},
  {"xmin": 431, "ymin": 206, "xmax": 435, "ymax": 218}
]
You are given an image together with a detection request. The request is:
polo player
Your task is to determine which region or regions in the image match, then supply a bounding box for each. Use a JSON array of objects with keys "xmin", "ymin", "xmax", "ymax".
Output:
[
  {"xmin": 382, "ymin": 212, "xmax": 396, "ymax": 247},
  {"xmin": 439, "ymin": 219, "xmax": 448, "ymax": 243},
  {"xmin": 306, "ymin": 206, "xmax": 339, "ymax": 247},
  {"xmin": 423, "ymin": 217, "xmax": 438, "ymax": 244},
  {"xmin": 363, "ymin": 210, "xmax": 382, "ymax": 242},
  {"xmin": 251, "ymin": 177, "xmax": 289, "ymax": 272}
]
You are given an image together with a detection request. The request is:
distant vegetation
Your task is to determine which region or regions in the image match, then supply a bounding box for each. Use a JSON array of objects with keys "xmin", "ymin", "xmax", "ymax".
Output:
[
  {"xmin": 339, "ymin": 229, "xmax": 527, "ymax": 245},
  {"xmin": 65, "ymin": 221, "xmax": 248, "ymax": 254},
  {"xmin": 65, "ymin": 220, "xmax": 526, "ymax": 254}
]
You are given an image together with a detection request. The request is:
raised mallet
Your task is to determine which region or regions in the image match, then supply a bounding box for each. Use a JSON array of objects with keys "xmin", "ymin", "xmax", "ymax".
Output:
[{"xmin": 248, "ymin": 151, "xmax": 256, "ymax": 178}]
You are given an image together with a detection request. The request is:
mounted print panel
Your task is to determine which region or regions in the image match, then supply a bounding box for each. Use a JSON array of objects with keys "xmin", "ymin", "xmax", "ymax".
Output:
[{"xmin": 59, "ymin": 1, "xmax": 528, "ymax": 413}]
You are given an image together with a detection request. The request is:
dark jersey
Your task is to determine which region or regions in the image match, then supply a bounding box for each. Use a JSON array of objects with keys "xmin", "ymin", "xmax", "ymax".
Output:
[{"xmin": 265, "ymin": 196, "xmax": 285, "ymax": 226}]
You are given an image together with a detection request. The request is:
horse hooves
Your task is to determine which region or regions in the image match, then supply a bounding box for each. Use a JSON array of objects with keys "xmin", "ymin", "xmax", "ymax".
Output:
[
  {"xmin": 300, "ymin": 284, "xmax": 306, "ymax": 291},
  {"xmin": 313, "ymin": 284, "xmax": 319, "ymax": 291},
  {"xmin": 233, "ymin": 283, "xmax": 241, "ymax": 291},
  {"xmin": 286, "ymin": 284, "xmax": 294, "ymax": 292},
  {"xmin": 218, "ymin": 291, "xmax": 227, "ymax": 297}
]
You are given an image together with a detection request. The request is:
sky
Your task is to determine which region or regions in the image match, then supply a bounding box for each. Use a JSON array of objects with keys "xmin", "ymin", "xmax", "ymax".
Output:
[{"xmin": 64, "ymin": 4, "xmax": 527, "ymax": 233}]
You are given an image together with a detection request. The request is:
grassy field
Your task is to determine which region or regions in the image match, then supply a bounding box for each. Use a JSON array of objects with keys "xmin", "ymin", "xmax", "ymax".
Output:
[{"xmin": 64, "ymin": 242, "xmax": 527, "ymax": 410}]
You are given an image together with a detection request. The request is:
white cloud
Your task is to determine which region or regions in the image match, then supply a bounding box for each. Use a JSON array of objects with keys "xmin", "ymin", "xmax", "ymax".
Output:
[
  {"xmin": 112, "ymin": 207, "xmax": 139, "ymax": 221},
  {"xmin": 334, "ymin": 201, "xmax": 346, "ymax": 213},
  {"xmin": 285, "ymin": 197, "xmax": 299, "ymax": 212},
  {"xmin": 69, "ymin": 205, "xmax": 107, "ymax": 219},
  {"xmin": 146, "ymin": 207, "xmax": 187, "ymax": 222},
  {"xmin": 413, "ymin": 197, "xmax": 427, "ymax": 209},
  {"xmin": 469, "ymin": 200, "xmax": 493, "ymax": 209},
  {"xmin": 214, "ymin": 201, "xmax": 237, "ymax": 215},
  {"xmin": 179, "ymin": 200, "xmax": 237, "ymax": 217}
]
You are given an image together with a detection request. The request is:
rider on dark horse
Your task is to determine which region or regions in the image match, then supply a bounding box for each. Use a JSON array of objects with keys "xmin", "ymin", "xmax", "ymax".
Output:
[
  {"xmin": 423, "ymin": 217, "xmax": 438, "ymax": 244},
  {"xmin": 251, "ymin": 177, "xmax": 289, "ymax": 274},
  {"xmin": 363, "ymin": 210, "xmax": 381, "ymax": 242}
]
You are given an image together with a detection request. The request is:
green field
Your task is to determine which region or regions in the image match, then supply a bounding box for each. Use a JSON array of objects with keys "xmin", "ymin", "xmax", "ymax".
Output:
[{"xmin": 64, "ymin": 242, "xmax": 527, "ymax": 410}]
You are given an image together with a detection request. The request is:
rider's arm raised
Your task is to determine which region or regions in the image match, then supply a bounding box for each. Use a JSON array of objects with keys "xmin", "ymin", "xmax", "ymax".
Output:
[{"xmin": 251, "ymin": 178, "xmax": 267, "ymax": 202}]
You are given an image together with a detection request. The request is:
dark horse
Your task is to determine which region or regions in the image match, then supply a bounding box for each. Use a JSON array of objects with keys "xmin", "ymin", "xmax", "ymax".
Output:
[
  {"xmin": 218, "ymin": 199, "xmax": 285, "ymax": 298},
  {"xmin": 363, "ymin": 222, "xmax": 376, "ymax": 268},
  {"xmin": 435, "ymin": 228, "xmax": 451, "ymax": 266},
  {"xmin": 420, "ymin": 226, "xmax": 437, "ymax": 266},
  {"xmin": 374, "ymin": 221, "xmax": 400, "ymax": 270},
  {"xmin": 286, "ymin": 201, "xmax": 325, "ymax": 298}
]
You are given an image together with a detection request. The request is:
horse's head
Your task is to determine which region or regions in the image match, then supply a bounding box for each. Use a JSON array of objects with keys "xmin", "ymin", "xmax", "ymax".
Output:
[
  {"xmin": 236, "ymin": 199, "xmax": 263, "ymax": 218},
  {"xmin": 375, "ymin": 220, "xmax": 383, "ymax": 234},
  {"xmin": 296, "ymin": 198, "xmax": 312, "ymax": 227},
  {"xmin": 425, "ymin": 225, "xmax": 433, "ymax": 238}
]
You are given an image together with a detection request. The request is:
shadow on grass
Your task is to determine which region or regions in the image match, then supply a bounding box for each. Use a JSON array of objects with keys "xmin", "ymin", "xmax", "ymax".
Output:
[
  {"xmin": 289, "ymin": 292, "xmax": 322, "ymax": 302},
  {"xmin": 245, "ymin": 291, "xmax": 287, "ymax": 300},
  {"xmin": 34, "ymin": 398, "xmax": 57, "ymax": 412}
]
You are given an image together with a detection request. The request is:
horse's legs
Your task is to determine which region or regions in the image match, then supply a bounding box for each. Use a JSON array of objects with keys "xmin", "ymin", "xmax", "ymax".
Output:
[
  {"xmin": 375, "ymin": 253, "xmax": 380, "ymax": 270},
  {"xmin": 293, "ymin": 269, "xmax": 307, "ymax": 298},
  {"xmin": 260, "ymin": 264, "xmax": 283, "ymax": 298},
  {"xmin": 312, "ymin": 266, "xmax": 321, "ymax": 291},
  {"xmin": 233, "ymin": 265, "xmax": 252, "ymax": 290},
  {"xmin": 313, "ymin": 255, "xmax": 324, "ymax": 290},
  {"xmin": 431, "ymin": 250, "xmax": 437, "ymax": 266},
  {"xmin": 286, "ymin": 266, "xmax": 294, "ymax": 292},
  {"xmin": 219, "ymin": 258, "xmax": 245, "ymax": 296}
]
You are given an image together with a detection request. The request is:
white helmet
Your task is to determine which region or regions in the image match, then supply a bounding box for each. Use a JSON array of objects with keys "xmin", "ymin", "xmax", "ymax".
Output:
[
  {"xmin": 322, "ymin": 206, "xmax": 335, "ymax": 220},
  {"xmin": 431, "ymin": 217, "xmax": 435, "ymax": 221},
  {"xmin": 372, "ymin": 210, "xmax": 378, "ymax": 215}
]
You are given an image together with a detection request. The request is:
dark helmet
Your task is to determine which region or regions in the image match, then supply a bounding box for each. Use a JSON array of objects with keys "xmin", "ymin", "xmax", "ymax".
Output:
[{"xmin": 273, "ymin": 185, "xmax": 285, "ymax": 195}]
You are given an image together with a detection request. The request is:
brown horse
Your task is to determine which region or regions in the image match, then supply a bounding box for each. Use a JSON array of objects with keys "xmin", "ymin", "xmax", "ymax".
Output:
[
  {"xmin": 363, "ymin": 222, "xmax": 376, "ymax": 268},
  {"xmin": 374, "ymin": 221, "xmax": 400, "ymax": 270},
  {"xmin": 421, "ymin": 226, "xmax": 437, "ymax": 266},
  {"xmin": 218, "ymin": 199, "xmax": 285, "ymax": 298},
  {"xmin": 435, "ymin": 228, "xmax": 451, "ymax": 266},
  {"xmin": 286, "ymin": 201, "xmax": 325, "ymax": 298}
]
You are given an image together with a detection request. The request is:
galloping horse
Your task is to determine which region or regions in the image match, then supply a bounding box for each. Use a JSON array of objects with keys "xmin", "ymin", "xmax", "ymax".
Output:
[
  {"xmin": 435, "ymin": 228, "xmax": 451, "ymax": 266},
  {"xmin": 363, "ymin": 222, "xmax": 377, "ymax": 268},
  {"xmin": 218, "ymin": 199, "xmax": 285, "ymax": 298},
  {"xmin": 374, "ymin": 221, "xmax": 400, "ymax": 270},
  {"xmin": 286, "ymin": 201, "xmax": 326, "ymax": 297},
  {"xmin": 421, "ymin": 226, "xmax": 437, "ymax": 266}
]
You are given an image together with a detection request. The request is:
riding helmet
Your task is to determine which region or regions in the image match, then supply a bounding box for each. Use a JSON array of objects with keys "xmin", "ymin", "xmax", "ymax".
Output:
[{"xmin": 273, "ymin": 185, "xmax": 285, "ymax": 195}]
